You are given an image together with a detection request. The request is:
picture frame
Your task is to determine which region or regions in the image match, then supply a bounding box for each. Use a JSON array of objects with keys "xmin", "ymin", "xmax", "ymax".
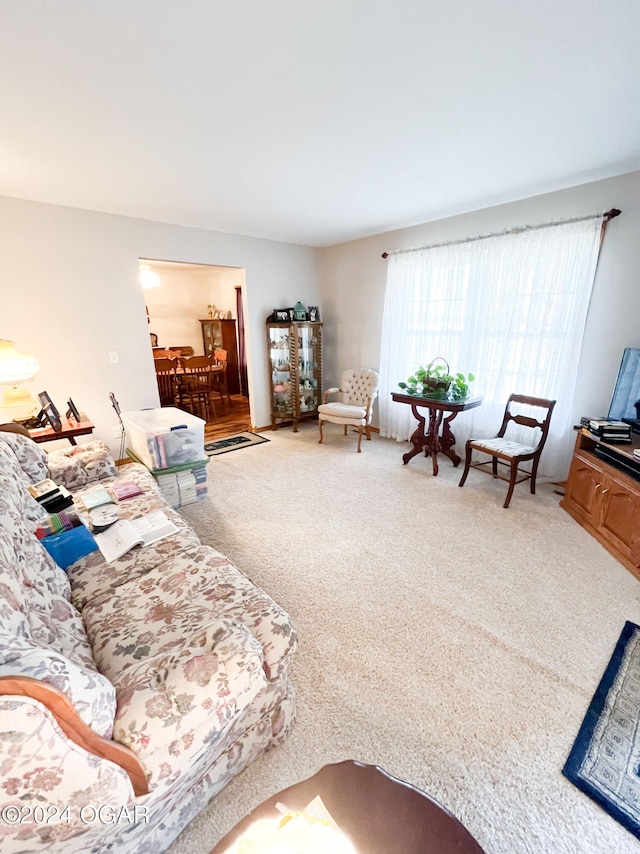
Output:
[
  {"xmin": 37, "ymin": 391, "xmax": 62, "ymax": 432},
  {"xmin": 273, "ymin": 309, "xmax": 290, "ymax": 322},
  {"xmin": 66, "ymin": 398, "xmax": 81, "ymax": 422},
  {"xmin": 308, "ymin": 306, "xmax": 320, "ymax": 322}
]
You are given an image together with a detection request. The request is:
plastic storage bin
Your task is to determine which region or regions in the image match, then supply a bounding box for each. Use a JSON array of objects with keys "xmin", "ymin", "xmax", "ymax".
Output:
[{"xmin": 122, "ymin": 408, "xmax": 206, "ymax": 471}]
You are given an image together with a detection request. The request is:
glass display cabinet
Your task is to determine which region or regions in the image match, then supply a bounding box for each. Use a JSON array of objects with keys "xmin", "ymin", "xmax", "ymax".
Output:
[{"xmin": 267, "ymin": 320, "xmax": 323, "ymax": 431}]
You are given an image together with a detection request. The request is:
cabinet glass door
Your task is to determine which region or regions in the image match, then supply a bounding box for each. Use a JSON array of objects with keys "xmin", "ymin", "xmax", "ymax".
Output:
[
  {"xmin": 296, "ymin": 324, "xmax": 321, "ymax": 415},
  {"xmin": 269, "ymin": 325, "xmax": 293, "ymax": 420},
  {"xmin": 201, "ymin": 321, "xmax": 215, "ymax": 356}
]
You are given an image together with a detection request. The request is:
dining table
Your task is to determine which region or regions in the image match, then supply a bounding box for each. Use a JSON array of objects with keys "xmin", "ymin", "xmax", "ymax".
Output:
[
  {"xmin": 154, "ymin": 357, "xmax": 224, "ymax": 414},
  {"xmin": 391, "ymin": 392, "xmax": 483, "ymax": 475}
]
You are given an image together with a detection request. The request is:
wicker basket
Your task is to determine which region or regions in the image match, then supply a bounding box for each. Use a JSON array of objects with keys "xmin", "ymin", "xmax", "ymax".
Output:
[{"xmin": 422, "ymin": 357, "xmax": 451, "ymax": 394}]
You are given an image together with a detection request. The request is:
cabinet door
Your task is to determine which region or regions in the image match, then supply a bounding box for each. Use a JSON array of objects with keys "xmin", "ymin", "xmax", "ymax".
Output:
[
  {"xmin": 600, "ymin": 479, "xmax": 640, "ymax": 569},
  {"xmin": 268, "ymin": 324, "xmax": 293, "ymax": 424},
  {"xmin": 200, "ymin": 321, "xmax": 216, "ymax": 356},
  {"xmin": 564, "ymin": 454, "xmax": 606, "ymax": 525},
  {"xmin": 295, "ymin": 323, "xmax": 322, "ymax": 415}
]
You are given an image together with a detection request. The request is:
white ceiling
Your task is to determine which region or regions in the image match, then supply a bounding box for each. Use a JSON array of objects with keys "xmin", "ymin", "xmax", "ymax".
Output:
[{"xmin": 1, "ymin": 1, "xmax": 639, "ymax": 247}]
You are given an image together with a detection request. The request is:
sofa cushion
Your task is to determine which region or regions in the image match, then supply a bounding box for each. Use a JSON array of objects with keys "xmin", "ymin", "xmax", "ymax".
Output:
[
  {"xmin": 0, "ymin": 430, "xmax": 49, "ymax": 483},
  {"xmin": 94, "ymin": 611, "xmax": 267, "ymax": 789},
  {"xmin": 67, "ymin": 465, "xmax": 200, "ymax": 611},
  {"xmin": 81, "ymin": 545, "xmax": 297, "ymax": 683},
  {"xmin": 0, "ymin": 439, "xmax": 47, "ymax": 526},
  {"xmin": 47, "ymin": 440, "xmax": 117, "ymax": 490},
  {"xmin": 0, "ymin": 560, "xmax": 116, "ymax": 738}
]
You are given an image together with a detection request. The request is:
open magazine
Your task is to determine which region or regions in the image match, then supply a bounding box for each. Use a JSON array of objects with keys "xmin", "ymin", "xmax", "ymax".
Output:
[{"xmin": 94, "ymin": 511, "xmax": 178, "ymax": 563}]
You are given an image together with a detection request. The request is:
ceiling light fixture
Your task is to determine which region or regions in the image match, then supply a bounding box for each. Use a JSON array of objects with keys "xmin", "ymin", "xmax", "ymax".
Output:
[{"xmin": 139, "ymin": 262, "xmax": 161, "ymax": 289}]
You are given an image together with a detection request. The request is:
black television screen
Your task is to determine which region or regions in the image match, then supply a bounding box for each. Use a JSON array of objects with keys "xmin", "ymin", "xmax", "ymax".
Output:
[{"xmin": 608, "ymin": 347, "xmax": 640, "ymax": 429}]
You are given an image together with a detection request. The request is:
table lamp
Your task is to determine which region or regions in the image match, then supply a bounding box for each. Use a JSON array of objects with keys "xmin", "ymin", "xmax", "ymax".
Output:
[{"xmin": 0, "ymin": 339, "xmax": 41, "ymax": 422}]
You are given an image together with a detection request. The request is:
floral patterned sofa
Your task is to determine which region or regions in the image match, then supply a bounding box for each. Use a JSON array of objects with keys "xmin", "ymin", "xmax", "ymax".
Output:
[{"xmin": 0, "ymin": 430, "xmax": 297, "ymax": 853}]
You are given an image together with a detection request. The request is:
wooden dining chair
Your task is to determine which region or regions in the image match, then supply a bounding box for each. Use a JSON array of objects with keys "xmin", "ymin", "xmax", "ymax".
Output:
[
  {"xmin": 154, "ymin": 358, "xmax": 179, "ymax": 407},
  {"xmin": 458, "ymin": 394, "xmax": 556, "ymax": 508},
  {"xmin": 176, "ymin": 355, "xmax": 215, "ymax": 420},
  {"xmin": 211, "ymin": 349, "xmax": 232, "ymax": 408}
]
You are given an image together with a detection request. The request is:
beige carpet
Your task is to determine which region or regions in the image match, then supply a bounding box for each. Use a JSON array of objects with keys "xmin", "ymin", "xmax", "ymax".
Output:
[{"xmin": 172, "ymin": 424, "xmax": 640, "ymax": 854}]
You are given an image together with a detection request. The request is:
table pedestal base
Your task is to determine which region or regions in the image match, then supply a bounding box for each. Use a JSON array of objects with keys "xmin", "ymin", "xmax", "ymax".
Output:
[{"xmin": 402, "ymin": 403, "xmax": 461, "ymax": 476}]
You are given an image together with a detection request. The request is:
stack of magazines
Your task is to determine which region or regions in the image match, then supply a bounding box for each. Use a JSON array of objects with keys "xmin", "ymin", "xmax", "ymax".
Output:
[{"xmin": 588, "ymin": 419, "xmax": 632, "ymax": 443}]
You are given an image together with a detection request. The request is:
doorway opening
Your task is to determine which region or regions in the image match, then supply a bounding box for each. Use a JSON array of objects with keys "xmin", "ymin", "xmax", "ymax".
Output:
[{"xmin": 140, "ymin": 258, "xmax": 251, "ymax": 440}]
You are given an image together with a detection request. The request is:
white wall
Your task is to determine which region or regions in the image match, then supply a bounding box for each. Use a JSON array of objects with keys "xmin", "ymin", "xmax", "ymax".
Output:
[
  {"xmin": 0, "ymin": 196, "xmax": 321, "ymax": 454},
  {"xmin": 2, "ymin": 171, "xmax": 638, "ymax": 470},
  {"xmin": 144, "ymin": 264, "xmax": 244, "ymax": 356},
  {"xmin": 319, "ymin": 170, "xmax": 640, "ymax": 474}
]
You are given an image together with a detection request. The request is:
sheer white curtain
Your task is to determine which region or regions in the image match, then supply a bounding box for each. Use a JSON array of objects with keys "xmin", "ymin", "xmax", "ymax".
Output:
[{"xmin": 379, "ymin": 217, "xmax": 604, "ymax": 480}]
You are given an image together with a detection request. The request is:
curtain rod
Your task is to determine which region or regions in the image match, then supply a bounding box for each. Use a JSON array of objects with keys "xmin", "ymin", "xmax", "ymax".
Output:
[{"xmin": 381, "ymin": 208, "xmax": 621, "ymax": 258}]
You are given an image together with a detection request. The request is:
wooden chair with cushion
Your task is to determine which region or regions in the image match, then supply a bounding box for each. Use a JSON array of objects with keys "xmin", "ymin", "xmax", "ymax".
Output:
[
  {"xmin": 154, "ymin": 358, "xmax": 179, "ymax": 408},
  {"xmin": 176, "ymin": 355, "xmax": 215, "ymax": 420},
  {"xmin": 211, "ymin": 349, "xmax": 232, "ymax": 408},
  {"xmin": 458, "ymin": 393, "xmax": 556, "ymax": 508},
  {"xmin": 318, "ymin": 368, "xmax": 380, "ymax": 453}
]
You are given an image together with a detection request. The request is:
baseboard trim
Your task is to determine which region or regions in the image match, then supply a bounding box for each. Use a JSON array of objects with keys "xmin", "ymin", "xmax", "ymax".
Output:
[{"xmin": 254, "ymin": 423, "xmax": 381, "ymax": 434}]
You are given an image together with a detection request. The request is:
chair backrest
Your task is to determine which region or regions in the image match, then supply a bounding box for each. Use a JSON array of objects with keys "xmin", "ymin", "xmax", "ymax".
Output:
[
  {"xmin": 340, "ymin": 369, "xmax": 380, "ymax": 408},
  {"xmin": 182, "ymin": 355, "xmax": 210, "ymax": 372},
  {"xmin": 154, "ymin": 358, "xmax": 177, "ymax": 404},
  {"xmin": 180, "ymin": 355, "xmax": 213, "ymax": 392},
  {"xmin": 153, "ymin": 348, "xmax": 180, "ymax": 359},
  {"xmin": 498, "ymin": 394, "xmax": 556, "ymax": 452},
  {"xmin": 154, "ymin": 358, "xmax": 177, "ymax": 374},
  {"xmin": 213, "ymin": 348, "xmax": 228, "ymax": 368}
]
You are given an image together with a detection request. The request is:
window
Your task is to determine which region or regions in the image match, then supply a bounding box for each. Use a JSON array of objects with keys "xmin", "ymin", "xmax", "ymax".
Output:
[{"xmin": 379, "ymin": 217, "xmax": 604, "ymax": 479}]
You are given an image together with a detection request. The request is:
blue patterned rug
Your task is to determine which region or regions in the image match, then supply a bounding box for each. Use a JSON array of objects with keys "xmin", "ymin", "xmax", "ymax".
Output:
[
  {"xmin": 204, "ymin": 431, "xmax": 269, "ymax": 456},
  {"xmin": 563, "ymin": 620, "xmax": 640, "ymax": 839}
]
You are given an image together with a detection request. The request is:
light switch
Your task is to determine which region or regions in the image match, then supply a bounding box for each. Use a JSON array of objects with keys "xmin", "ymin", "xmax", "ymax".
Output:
[{"xmin": 109, "ymin": 351, "xmax": 119, "ymax": 364}]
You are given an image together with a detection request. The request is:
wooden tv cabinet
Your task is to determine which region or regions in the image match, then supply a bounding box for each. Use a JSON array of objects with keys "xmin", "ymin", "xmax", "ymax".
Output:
[{"xmin": 561, "ymin": 429, "xmax": 640, "ymax": 580}]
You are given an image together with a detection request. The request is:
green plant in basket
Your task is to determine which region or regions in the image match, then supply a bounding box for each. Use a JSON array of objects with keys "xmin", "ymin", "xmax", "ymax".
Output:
[{"xmin": 398, "ymin": 357, "xmax": 475, "ymax": 401}]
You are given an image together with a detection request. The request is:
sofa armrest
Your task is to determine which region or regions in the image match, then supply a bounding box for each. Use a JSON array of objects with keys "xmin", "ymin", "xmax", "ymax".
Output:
[
  {"xmin": 0, "ymin": 675, "xmax": 148, "ymax": 796},
  {"xmin": 322, "ymin": 387, "xmax": 341, "ymax": 403}
]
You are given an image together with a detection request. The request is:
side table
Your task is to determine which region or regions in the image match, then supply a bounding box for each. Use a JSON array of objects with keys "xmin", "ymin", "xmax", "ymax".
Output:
[
  {"xmin": 28, "ymin": 414, "xmax": 95, "ymax": 446},
  {"xmin": 391, "ymin": 393, "xmax": 482, "ymax": 476},
  {"xmin": 210, "ymin": 760, "xmax": 485, "ymax": 854}
]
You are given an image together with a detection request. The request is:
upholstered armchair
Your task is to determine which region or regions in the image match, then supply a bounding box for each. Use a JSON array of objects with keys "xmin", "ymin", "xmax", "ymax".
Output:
[{"xmin": 318, "ymin": 368, "xmax": 380, "ymax": 452}]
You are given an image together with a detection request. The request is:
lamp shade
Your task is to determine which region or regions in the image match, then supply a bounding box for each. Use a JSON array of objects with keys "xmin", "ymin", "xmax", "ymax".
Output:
[
  {"xmin": 0, "ymin": 340, "xmax": 40, "ymax": 383},
  {"xmin": 0, "ymin": 340, "xmax": 41, "ymax": 421}
]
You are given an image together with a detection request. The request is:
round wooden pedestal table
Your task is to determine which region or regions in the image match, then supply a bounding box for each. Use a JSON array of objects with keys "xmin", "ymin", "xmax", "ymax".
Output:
[{"xmin": 210, "ymin": 760, "xmax": 485, "ymax": 854}]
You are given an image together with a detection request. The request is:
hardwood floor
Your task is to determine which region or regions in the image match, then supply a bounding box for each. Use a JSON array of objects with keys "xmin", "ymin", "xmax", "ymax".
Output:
[{"xmin": 201, "ymin": 394, "xmax": 253, "ymax": 441}]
